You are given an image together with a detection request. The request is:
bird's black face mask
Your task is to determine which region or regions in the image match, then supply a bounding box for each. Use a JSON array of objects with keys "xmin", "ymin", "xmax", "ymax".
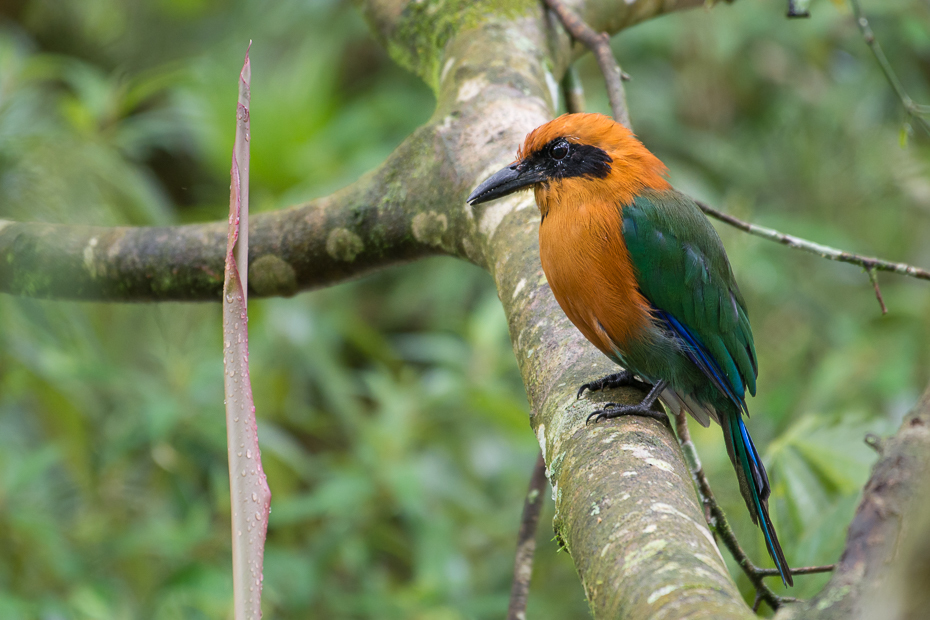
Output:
[{"xmin": 467, "ymin": 138, "xmax": 611, "ymax": 206}]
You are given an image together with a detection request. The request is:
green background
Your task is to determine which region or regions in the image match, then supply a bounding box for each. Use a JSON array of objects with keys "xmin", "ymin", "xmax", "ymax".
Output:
[{"xmin": 1, "ymin": 0, "xmax": 928, "ymax": 617}]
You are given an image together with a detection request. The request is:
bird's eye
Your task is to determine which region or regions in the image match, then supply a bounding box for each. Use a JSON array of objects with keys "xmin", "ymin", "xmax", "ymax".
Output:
[{"xmin": 549, "ymin": 141, "xmax": 569, "ymax": 160}]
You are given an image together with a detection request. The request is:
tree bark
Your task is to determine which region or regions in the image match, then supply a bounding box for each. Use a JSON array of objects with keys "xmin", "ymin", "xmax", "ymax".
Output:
[
  {"xmin": 0, "ymin": 127, "xmax": 462, "ymax": 300},
  {"xmin": 773, "ymin": 389, "xmax": 930, "ymax": 620},
  {"xmin": 2, "ymin": 1, "xmax": 927, "ymax": 618}
]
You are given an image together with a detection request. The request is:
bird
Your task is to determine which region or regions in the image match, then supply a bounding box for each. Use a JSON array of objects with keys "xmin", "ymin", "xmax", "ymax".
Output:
[{"xmin": 467, "ymin": 112, "xmax": 792, "ymax": 586}]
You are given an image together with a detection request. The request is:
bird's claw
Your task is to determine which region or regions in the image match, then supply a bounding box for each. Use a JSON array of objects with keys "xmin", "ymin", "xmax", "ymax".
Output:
[
  {"xmin": 585, "ymin": 403, "xmax": 669, "ymax": 425},
  {"xmin": 576, "ymin": 371, "xmax": 643, "ymax": 399},
  {"xmin": 586, "ymin": 403, "xmax": 618, "ymax": 424}
]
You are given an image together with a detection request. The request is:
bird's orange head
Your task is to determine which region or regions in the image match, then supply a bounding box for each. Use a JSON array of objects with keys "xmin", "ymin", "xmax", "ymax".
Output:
[{"xmin": 468, "ymin": 113, "xmax": 670, "ymax": 217}]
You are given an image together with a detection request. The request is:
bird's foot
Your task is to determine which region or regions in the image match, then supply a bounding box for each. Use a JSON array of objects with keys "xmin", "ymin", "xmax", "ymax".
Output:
[
  {"xmin": 576, "ymin": 370, "xmax": 650, "ymax": 399},
  {"xmin": 584, "ymin": 379, "xmax": 670, "ymax": 426},
  {"xmin": 586, "ymin": 402, "xmax": 669, "ymax": 425}
]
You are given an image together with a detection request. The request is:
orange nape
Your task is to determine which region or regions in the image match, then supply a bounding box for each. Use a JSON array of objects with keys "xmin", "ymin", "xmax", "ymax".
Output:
[{"xmin": 519, "ymin": 113, "xmax": 670, "ymax": 217}]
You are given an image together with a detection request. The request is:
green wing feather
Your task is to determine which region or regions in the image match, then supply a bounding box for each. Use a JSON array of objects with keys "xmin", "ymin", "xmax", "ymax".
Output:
[
  {"xmin": 621, "ymin": 189, "xmax": 758, "ymax": 401},
  {"xmin": 619, "ymin": 190, "xmax": 793, "ymax": 585}
]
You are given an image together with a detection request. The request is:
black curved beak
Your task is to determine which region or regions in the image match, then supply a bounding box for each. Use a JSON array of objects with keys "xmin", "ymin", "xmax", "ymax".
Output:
[{"xmin": 467, "ymin": 161, "xmax": 545, "ymax": 206}]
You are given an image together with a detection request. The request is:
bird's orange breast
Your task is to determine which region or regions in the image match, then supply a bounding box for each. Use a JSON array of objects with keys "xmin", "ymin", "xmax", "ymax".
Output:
[{"xmin": 538, "ymin": 197, "xmax": 654, "ymax": 358}]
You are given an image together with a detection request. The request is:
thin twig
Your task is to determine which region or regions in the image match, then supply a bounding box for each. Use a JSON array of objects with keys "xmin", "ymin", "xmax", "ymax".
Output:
[
  {"xmin": 674, "ymin": 412, "xmax": 828, "ymax": 612},
  {"xmin": 543, "ymin": 0, "xmax": 632, "ymax": 129},
  {"xmin": 867, "ymin": 267, "xmax": 888, "ymax": 315},
  {"xmin": 563, "ymin": 65, "xmax": 587, "ymax": 117},
  {"xmin": 697, "ymin": 200, "xmax": 930, "ymax": 314},
  {"xmin": 674, "ymin": 411, "xmax": 715, "ymax": 528},
  {"xmin": 755, "ymin": 564, "xmax": 836, "ymax": 577},
  {"xmin": 674, "ymin": 413, "xmax": 779, "ymax": 609},
  {"xmin": 848, "ymin": 0, "xmax": 930, "ymax": 136},
  {"xmin": 697, "ymin": 201, "xmax": 930, "ymax": 282},
  {"xmin": 786, "ymin": 0, "xmax": 811, "ymax": 18},
  {"xmin": 507, "ymin": 452, "xmax": 548, "ymax": 620}
]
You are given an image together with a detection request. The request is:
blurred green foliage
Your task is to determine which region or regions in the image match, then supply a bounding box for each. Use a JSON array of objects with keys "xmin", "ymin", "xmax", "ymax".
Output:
[{"xmin": 0, "ymin": 0, "xmax": 928, "ymax": 617}]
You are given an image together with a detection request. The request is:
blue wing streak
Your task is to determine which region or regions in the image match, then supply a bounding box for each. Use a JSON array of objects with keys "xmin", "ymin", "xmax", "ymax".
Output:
[{"xmin": 654, "ymin": 309, "xmax": 747, "ymax": 414}]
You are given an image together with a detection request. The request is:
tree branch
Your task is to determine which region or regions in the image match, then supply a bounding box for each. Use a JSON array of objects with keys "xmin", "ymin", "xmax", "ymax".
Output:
[
  {"xmin": 507, "ymin": 452, "xmax": 547, "ymax": 620},
  {"xmin": 696, "ymin": 201, "xmax": 930, "ymax": 283},
  {"xmin": 543, "ymin": 0, "xmax": 632, "ymax": 128},
  {"xmin": 773, "ymin": 388, "xmax": 930, "ymax": 620},
  {"xmin": 697, "ymin": 200, "xmax": 930, "ymax": 314},
  {"xmin": 848, "ymin": 0, "xmax": 930, "ymax": 136},
  {"xmin": 0, "ymin": 124, "xmax": 471, "ymax": 300},
  {"xmin": 674, "ymin": 411, "xmax": 806, "ymax": 612}
]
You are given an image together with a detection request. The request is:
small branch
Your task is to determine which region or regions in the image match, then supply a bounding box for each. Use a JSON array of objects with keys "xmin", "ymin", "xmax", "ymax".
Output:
[
  {"xmin": 507, "ymin": 452, "xmax": 548, "ymax": 620},
  {"xmin": 697, "ymin": 201, "xmax": 930, "ymax": 282},
  {"xmin": 696, "ymin": 200, "xmax": 930, "ymax": 313},
  {"xmin": 674, "ymin": 413, "xmax": 783, "ymax": 609},
  {"xmin": 755, "ymin": 564, "xmax": 836, "ymax": 578},
  {"xmin": 674, "ymin": 412, "xmax": 828, "ymax": 612},
  {"xmin": 692, "ymin": 448, "xmax": 794, "ymax": 611},
  {"xmin": 562, "ymin": 65, "xmax": 587, "ymax": 116},
  {"xmin": 674, "ymin": 411, "xmax": 714, "ymax": 528},
  {"xmin": 867, "ymin": 267, "xmax": 888, "ymax": 315},
  {"xmin": 544, "ymin": 0, "xmax": 632, "ymax": 129},
  {"xmin": 848, "ymin": 0, "xmax": 930, "ymax": 136}
]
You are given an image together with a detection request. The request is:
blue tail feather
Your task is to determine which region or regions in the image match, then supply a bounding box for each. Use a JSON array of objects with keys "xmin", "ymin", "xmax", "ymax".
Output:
[{"xmin": 732, "ymin": 414, "xmax": 792, "ymax": 587}]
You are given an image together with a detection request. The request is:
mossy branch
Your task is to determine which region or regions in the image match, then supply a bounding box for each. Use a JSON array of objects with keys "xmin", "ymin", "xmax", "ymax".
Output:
[{"xmin": 0, "ymin": 123, "xmax": 468, "ymax": 301}]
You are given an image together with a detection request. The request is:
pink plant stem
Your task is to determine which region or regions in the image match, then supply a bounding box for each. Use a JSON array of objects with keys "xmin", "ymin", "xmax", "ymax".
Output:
[{"xmin": 223, "ymin": 43, "xmax": 270, "ymax": 620}]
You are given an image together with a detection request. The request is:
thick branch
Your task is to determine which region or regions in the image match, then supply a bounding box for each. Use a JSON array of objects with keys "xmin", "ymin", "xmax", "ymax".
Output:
[
  {"xmin": 773, "ymin": 388, "xmax": 930, "ymax": 620},
  {"xmin": 417, "ymin": 4, "xmax": 748, "ymax": 614},
  {"xmin": 0, "ymin": 125, "xmax": 467, "ymax": 301}
]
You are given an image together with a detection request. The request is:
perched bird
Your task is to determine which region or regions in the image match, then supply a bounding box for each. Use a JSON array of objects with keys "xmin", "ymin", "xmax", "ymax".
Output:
[{"xmin": 467, "ymin": 113, "xmax": 792, "ymax": 586}]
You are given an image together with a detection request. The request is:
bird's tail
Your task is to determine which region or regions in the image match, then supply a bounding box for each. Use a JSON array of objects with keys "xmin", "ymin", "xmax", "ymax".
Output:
[{"xmin": 721, "ymin": 412, "xmax": 793, "ymax": 587}]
